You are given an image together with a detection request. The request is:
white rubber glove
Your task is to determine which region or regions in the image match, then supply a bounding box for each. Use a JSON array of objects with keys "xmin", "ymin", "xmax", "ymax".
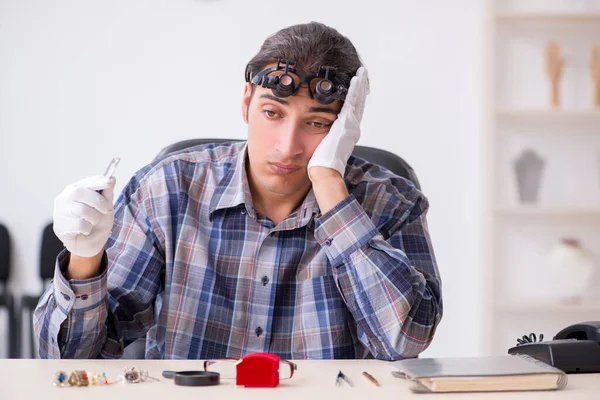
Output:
[
  {"xmin": 53, "ymin": 175, "xmax": 116, "ymax": 258},
  {"xmin": 307, "ymin": 66, "xmax": 370, "ymax": 179}
]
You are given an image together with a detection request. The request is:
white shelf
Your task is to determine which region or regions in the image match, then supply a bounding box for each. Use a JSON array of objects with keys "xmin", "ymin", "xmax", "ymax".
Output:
[
  {"xmin": 496, "ymin": 300, "xmax": 600, "ymax": 313},
  {"xmin": 496, "ymin": 109, "xmax": 600, "ymax": 122},
  {"xmin": 496, "ymin": 13, "xmax": 600, "ymax": 23},
  {"xmin": 484, "ymin": 0, "xmax": 600, "ymax": 356},
  {"xmin": 496, "ymin": 206, "xmax": 600, "ymax": 216}
]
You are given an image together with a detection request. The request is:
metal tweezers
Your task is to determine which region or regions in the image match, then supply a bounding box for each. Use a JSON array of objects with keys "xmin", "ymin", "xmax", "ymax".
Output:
[{"xmin": 336, "ymin": 370, "xmax": 353, "ymax": 387}]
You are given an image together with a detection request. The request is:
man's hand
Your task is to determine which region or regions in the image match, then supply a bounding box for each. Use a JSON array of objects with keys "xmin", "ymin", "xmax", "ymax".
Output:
[
  {"xmin": 53, "ymin": 175, "xmax": 115, "ymax": 260},
  {"xmin": 307, "ymin": 66, "xmax": 370, "ymax": 181},
  {"xmin": 310, "ymin": 167, "xmax": 350, "ymax": 214}
]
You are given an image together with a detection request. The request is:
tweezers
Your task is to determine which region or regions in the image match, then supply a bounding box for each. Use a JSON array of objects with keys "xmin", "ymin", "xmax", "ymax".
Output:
[{"xmin": 336, "ymin": 370, "xmax": 353, "ymax": 387}]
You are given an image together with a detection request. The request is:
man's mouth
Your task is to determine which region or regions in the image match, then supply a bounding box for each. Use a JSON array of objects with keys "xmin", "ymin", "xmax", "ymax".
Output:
[{"xmin": 268, "ymin": 162, "xmax": 303, "ymax": 175}]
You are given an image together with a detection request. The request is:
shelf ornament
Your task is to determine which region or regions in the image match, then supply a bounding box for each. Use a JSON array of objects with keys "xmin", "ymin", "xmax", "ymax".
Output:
[
  {"xmin": 545, "ymin": 41, "xmax": 564, "ymax": 108},
  {"xmin": 514, "ymin": 149, "xmax": 545, "ymax": 203},
  {"xmin": 591, "ymin": 44, "xmax": 600, "ymax": 108},
  {"xmin": 547, "ymin": 238, "xmax": 596, "ymax": 306}
]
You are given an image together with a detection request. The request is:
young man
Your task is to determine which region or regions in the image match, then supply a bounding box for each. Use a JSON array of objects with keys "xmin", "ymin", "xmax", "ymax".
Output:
[{"xmin": 35, "ymin": 22, "xmax": 442, "ymax": 360}]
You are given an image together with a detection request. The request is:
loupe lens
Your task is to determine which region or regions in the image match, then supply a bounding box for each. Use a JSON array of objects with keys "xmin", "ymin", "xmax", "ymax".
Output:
[
  {"xmin": 313, "ymin": 79, "xmax": 335, "ymax": 104},
  {"xmin": 272, "ymin": 73, "xmax": 295, "ymax": 97},
  {"xmin": 317, "ymin": 80, "xmax": 333, "ymax": 94}
]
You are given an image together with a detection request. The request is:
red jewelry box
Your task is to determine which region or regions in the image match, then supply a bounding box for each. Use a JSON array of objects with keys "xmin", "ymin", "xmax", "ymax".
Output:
[{"xmin": 235, "ymin": 352, "xmax": 280, "ymax": 388}]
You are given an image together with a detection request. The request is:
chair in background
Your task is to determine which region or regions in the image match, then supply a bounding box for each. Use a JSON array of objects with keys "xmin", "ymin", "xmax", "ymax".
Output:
[
  {"xmin": 20, "ymin": 223, "xmax": 64, "ymax": 358},
  {"xmin": 154, "ymin": 138, "xmax": 421, "ymax": 190},
  {"xmin": 0, "ymin": 224, "xmax": 20, "ymax": 358}
]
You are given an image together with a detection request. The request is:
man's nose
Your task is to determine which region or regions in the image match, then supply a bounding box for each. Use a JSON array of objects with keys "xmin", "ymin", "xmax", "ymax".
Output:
[{"xmin": 275, "ymin": 121, "xmax": 304, "ymax": 159}]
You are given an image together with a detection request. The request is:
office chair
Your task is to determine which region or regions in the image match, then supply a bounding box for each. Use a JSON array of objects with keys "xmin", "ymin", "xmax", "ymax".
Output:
[
  {"xmin": 21, "ymin": 223, "xmax": 64, "ymax": 358},
  {"xmin": 0, "ymin": 223, "xmax": 20, "ymax": 358},
  {"xmin": 154, "ymin": 138, "xmax": 421, "ymax": 190}
]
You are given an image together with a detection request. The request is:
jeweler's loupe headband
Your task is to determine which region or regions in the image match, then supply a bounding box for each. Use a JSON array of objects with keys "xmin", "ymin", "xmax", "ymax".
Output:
[{"xmin": 245, "ymin": 59, "xmax": 348, "ymax": 104}]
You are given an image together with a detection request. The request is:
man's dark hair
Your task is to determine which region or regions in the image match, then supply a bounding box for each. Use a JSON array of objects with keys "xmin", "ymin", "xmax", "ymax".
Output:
[{"xmin": 245, "ymin": 22, "xmax": 362, "ymax": 90}]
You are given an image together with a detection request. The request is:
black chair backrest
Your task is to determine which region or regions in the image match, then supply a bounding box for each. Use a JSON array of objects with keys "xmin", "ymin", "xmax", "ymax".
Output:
[
  {"xmin": 40, "ymin": 223, "xmax": 64, "ymax": 280},
  {"xmin": 0, "ymin": 224, "xmax": 10, "ymax": 283},
  {"xmin": 154, "ymin": 139, "xmax": 421, "ymax": 190}
]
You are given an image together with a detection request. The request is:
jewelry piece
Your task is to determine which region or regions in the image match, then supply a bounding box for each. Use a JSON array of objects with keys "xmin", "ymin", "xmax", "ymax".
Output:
[
  {"xmin": 68, "ymin": 370, "xmax": 90, "ymax": 387},
  {"xmin": 117, "ymin": 367, "xmax": 159, "ymax": 384},
  {"xmin": 54, "ymin": 370, "xmax": 113, "ymax": 387},
  {"xmin": 90, "ymin": 372, "xmax": 111, "ymax": 386},
  {"xmin": 53, "ymin": 371, "xmax": 68, "ymax": 387}
]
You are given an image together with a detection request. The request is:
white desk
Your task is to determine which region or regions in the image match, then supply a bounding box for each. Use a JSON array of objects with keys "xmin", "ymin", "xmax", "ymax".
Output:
[{"xmin": 2, "ymin": 359, "xmax": 599, "ymax": 399}]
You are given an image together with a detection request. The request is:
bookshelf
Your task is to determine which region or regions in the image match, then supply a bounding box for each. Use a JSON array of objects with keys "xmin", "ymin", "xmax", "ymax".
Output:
[{"xmin": 484, "ymin": 0, "xmax": 600, "ymax": 355}]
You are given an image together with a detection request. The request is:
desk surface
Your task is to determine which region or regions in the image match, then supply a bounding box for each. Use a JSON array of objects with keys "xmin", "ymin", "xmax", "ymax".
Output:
[{"xmin": 2, "ymin": 359, "xmax": 599, "ymax": 399}]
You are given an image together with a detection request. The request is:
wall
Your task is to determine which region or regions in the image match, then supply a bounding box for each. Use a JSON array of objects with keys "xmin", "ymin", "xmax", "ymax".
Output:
[{"xmin": 0, "ymin": 0, "xmax": 484, "ymax": 358}]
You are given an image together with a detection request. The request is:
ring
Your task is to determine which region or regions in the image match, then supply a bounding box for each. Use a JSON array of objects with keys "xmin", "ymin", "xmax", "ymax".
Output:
[
  {"xmin": 90, "ymin": 372, "xmax": 111, "ymax": 386},
  {"xmin": 53, "ymin": 371, "xmax": 68, "ymax": 387},
  {"xmin": 118, "ymin": 367, "xmax": 160, "ymax": 384},
  {"xmin": 68, "ymin": 370, "xmax": 89, "ymax": 387}
]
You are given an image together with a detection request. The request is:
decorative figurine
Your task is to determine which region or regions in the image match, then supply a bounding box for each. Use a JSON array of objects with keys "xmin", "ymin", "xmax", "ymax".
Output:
[
  {"xmin": 591, "ymin": 44, "xmax": 600, "ymax": 108},
  {"xmin": 546, "ymin": 41, "xmax": 565, "ymax": 108},
  {"xmin": 513, "ymin": 149, "xmax": 545, "ymax": 203},
  {"xmin": 546, "ymin": 238, "xmax": 596, "ymax": 305}
]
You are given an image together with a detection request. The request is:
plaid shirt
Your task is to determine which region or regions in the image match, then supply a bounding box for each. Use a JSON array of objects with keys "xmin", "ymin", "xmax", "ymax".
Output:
[{"xmin": 35, "ymin": 142, "xmax": 442, "ymax": 360}]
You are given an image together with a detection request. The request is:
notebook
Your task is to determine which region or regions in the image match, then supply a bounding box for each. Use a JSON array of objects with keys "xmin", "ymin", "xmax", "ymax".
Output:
[{"xmin": 392, "ymin": 354, "xmax": 568, "ymax": 393}]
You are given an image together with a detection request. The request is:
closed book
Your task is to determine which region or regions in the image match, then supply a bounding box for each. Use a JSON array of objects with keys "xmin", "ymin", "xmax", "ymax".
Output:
[{"xmin": 392, "ymin": 354, "xmax": 568, "ymax": 393}]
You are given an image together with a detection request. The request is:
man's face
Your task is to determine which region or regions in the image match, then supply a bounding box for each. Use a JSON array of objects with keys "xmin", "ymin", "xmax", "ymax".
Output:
[{"xmin": 241, "ymin": 65, "xmax": 342, "ymax": 200}]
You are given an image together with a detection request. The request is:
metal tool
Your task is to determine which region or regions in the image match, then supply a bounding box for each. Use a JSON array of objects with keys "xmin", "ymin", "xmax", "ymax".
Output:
[{"xmin": 336, "ymin": 370, "xmax": 353, "ymax": 387}]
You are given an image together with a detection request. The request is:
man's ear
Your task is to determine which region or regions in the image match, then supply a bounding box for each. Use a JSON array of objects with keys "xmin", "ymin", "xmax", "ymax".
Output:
[{"xmin": 241, "ymin": 82, "xmax": 253, "ymax": 124}]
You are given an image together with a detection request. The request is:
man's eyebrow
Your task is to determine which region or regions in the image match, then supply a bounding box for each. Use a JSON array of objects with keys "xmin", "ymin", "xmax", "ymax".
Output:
[
  {"xmin": 308, "ymin": 106, "xmax": 338, "ymax": 116},
  {"xmin": 259, "ymin": 94, "xmax": 288, "ymax": 105}
]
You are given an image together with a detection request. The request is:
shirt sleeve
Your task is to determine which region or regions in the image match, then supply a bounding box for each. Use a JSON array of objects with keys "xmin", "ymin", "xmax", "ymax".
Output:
[
  {"xmin": 34, "ymin": 173, "xmax": 165, "ymax": 359},
  {"xmin": 313, "ymin": 184, "xmax": 443, "ymax": 361}
]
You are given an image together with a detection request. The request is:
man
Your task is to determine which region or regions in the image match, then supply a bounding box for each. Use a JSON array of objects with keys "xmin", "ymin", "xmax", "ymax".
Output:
[{"xmin": 35, "ymin": 22, "xmax": 442, "ymax": 360}]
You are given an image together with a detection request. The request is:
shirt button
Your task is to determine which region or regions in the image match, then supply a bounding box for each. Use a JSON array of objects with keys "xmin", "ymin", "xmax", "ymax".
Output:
[
  {"xmin": 324, "ymin": 238, "xmax": 333, "ymax": 246},
  {"xmin": 62, "ymin": 293, "xmax": 70, "ymax": 301},
  {"xmin": 261, "ymin": 276, "xmax": 269, "ymax": 286},
  {"xmin": 80, "ymin": 294, "xmax": 88, "ymax": 300},
  {"xmin": 241, "ymin": 209, "xmax": 247, "ymax": 215},
  {"xmin": 255, "ymin": 326, "xmax": 264, "ymax": 337}
]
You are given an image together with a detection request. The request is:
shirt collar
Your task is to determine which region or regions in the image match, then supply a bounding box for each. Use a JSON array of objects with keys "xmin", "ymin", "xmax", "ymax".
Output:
[
  {"xmin": 208, "ymin": 142, "xmax": 320, "ymax": 229},
  {"xmin": 290, "ymin": 187, "xmax": 320, "ymax": 230},
  {"xmin": 209, "ymin": 142, "xmax": 255, "ymax": 218}
]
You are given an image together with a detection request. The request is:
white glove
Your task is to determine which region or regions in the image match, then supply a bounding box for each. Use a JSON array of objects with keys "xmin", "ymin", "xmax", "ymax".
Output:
[
  {"xmin": 307, "ymin": 66, "xmax": 370, "ymax": 179},
  {"xmin": 53, "ymin": 175, "xmax": 116, "ymax": 258}
]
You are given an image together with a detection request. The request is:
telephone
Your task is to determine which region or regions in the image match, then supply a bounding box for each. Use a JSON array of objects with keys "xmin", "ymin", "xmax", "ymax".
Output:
[{"xmin": 508, "ymin": 321, "xmax": 600, "ymax": 373}]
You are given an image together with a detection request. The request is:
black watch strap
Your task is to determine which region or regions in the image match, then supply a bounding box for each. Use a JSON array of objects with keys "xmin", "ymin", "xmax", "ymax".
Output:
[{"xmin": 162, "ymin": 370, "xmax": 220, "ymax": 387}]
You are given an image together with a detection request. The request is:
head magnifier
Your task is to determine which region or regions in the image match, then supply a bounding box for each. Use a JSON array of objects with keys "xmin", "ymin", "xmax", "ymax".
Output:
[{"xmin": 246, "ymin": 59, "xmax": 348, "ymax": 104}]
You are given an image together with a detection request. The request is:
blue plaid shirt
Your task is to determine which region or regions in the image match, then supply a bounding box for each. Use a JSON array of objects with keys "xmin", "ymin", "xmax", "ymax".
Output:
[{"xmin": 35, "ymin": 142, "xmax": 442, "ymax": 360}]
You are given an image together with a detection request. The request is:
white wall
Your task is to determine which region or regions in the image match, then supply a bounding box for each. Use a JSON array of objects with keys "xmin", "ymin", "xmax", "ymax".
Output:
[{"xmin": 0, "ymin": 0, "xmax": 484, "ymax": 358}]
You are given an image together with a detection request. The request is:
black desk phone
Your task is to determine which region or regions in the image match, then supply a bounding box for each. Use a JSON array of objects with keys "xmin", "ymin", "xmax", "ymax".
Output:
[{"xmin": 508, "ymin": 321, "xmax": 600, "ymax": 373}]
